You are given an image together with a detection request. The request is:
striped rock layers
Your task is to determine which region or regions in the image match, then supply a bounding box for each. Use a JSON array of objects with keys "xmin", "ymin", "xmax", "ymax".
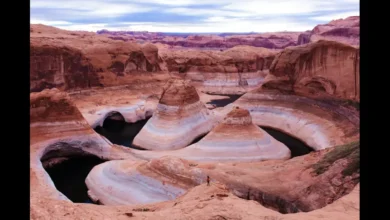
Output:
[
  {"xmin": 132, "ymin": 79, "xmax": 214, "ymax": 150},
  {"xmin": 178, "ymin": 107, "xmax": 291, "ymax": 161}
]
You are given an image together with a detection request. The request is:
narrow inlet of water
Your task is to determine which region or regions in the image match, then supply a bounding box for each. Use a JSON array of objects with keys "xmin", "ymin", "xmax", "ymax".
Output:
[
  {"xmin": 43, "ymin": 156, "xmax": 106, "ymax": 204},
  {"xmin": 260, "ymin": 126, "xmax": 313, "ymax": 157},
  {"xmin": 207, "ymin": 95, "xmax": 242, "ymax": 108},
  {"xmin": 94, "ymin": 113, "xmax": 150, "ymax": 150}
]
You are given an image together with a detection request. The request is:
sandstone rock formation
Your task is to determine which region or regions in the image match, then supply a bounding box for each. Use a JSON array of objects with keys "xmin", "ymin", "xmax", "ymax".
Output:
[
  {"xmin": 200, "ymin": 141, "xmax": 360, "ymax": 213},
  {"xmin": 30, "ymin": 89, "xmax": 359, "ymax": 220},
  {"xmin": 132, "ymin": 107, "xmax": 291, "ymax": 162},
  {"xmin": 30, "ymin": 24, "xmax": 169, "ymax": 92},
  {"xmin": 226, "ymin": 89, "xmax": 359, "ymax": 151},
  {"xmin": 298, "ymin": 16, "xmax": 359, "ymax": 46},
  {"xmin": 30, "ymin": 89, "xmax": 143, "ymax": 202},
  {"xmin": 89, "ymin": 142, "xmax": 358, "ymax": 212},
  {"xmin": 263, "ymin": 40, "xmax": 360, "ymax": 101},
  {"xmin": 31, "ymin": 24, "xmax": 278, "ymax": 95},
  {"xmin": 98, "ymin": 30, "xmax": 301, "ymax": 49},
  {"xmin": 159, "ymin": 45, "xmax": 276, "ymax": 94},
  {"xmin": 30, "ymin": 17, "xmax": 360, "ymax": 220},
  {"xmin": 132, "ymin": 79, "xmax": 214, "ymax": 150},
  {"xmin": 180, "ymin": 106, "xmax": 290, "ymax": 161},
  {"xmin": 86, "ymin": 156, "xmax": 204, "ymax": 205},
  {"xmin": 87, "ymin": 138, "xmax": 358, "ymax": 211}
]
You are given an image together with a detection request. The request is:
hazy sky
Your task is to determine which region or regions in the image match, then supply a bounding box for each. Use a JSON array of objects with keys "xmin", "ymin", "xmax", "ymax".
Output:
[{"xmin": 30, "ymin": 0, "xmax": 359, "ymax": 33}]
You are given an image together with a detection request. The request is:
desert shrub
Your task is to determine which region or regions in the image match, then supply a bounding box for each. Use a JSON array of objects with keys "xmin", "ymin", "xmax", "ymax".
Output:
[{"xmin": 311, "ymin": 141, "xmax": 359, "ymax": 176}]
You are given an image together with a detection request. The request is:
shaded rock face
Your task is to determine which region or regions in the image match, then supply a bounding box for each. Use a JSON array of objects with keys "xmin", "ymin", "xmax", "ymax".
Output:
[
  {"xmin": 30, "ymin": 46, "xmax": 100, "ymax": 92},
  {"xmin": 264, "ymin": 40, "xmax": 360, "ymax": 101},
  {"xmin": 30, "ymin": 88, "xmax": 85, "ymax": 124},
  {"xmin": 132, "ymin": 79, "xmax": 214, "ymax": 150},
  {"xmin": 297, "ymin": 31, "xmax": 311, "ymax": 45}
]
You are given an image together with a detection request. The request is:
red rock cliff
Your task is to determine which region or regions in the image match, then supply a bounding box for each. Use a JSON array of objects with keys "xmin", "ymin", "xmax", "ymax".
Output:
[
  {"xmin": 263, "ymin": 40, "xmax": 360, "ymax": 101},
  {"xmin": 30, "ymin": 24, "xmax": 164, "ymax": 92}
]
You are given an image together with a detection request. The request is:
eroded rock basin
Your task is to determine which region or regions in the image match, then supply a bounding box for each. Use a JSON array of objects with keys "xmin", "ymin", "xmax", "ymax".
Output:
[
  {"xmin": 30, "ymin": 88, "xmax": 360, "ymax": 219},
  {"xmin": 94, "ymin": 113, "xmax": 150, "ymax": 150},
  {"xmin": 43, "ymin": 155, "xmax": 106, "ymax": 204},
  {"xmin": 260, "ymin": 126, "xmax": 313, "ymax": 157}
]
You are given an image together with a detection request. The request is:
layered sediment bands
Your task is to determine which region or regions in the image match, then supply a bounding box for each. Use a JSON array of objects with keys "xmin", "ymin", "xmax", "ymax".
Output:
[
  {"xmin": 265, "ymin": 40, "xmax": 360, "ymax": 101},
  {"xmin": 133, "ymin": 80, "xmax": 214, "ymax": 150},
  {"xmin": 160, "ymin": 46, "xmax": 276, "ymax": 94},
  {"xmin": 160, "ymin": 45, "xmax": 276, "ymax": 74},
  {"xmin": 230, "ymin": 91, "xmax": 359, "ymax": 150},
  {"xmin": 30, "ymin": 24, "xmax": 167, "ymax": 92},
  {"xmin": 30, "ymin": 89, "xmax": 142, "ymax": 202},
  {"xmin": 165, "ymin": 107, "xmax": 291, "ymax": 162},
  {"xmin": 69, "ymin": 84, "xmax": 166, "ymax": 128},
  {"xmin": 86, "ymin": 156, "xmax": 204, "ymax": 205}
]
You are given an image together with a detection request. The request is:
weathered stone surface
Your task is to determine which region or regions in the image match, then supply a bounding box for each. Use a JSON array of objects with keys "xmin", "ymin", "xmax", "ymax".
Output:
[
  {"xmin": 86, "ymin": 156, "xmax": 204, "ymax": 205},
  {"xmin": 300, "ymin": 16, "xmax": 359, "ymax": 46},
  {"xmin": 98, "ymin": 31, "xmax": 301, "ymax": 49},
  {"xmin": 263, "ymin": 40, "xmax": 360, "ymax": 101},
  {"xmin": 133, "ymin": 107, "xmax": 290, "ymax": 162},
  {"xmin": 132, "ymin": 79, "xmax": 215, "ymax": 150},
  {"xmin": 30, "ymin": 24, "xmax": 168, "ymax": 92},
  {"xmin": 226, "ymin": 90, "xmax": 359, "ymax": 151},
  {"xmin": 181, "ymin": 107, "xmax": 290, "ymax": 161},
  {"xmin": 30, "ymin": 89, "xmax": 359, "ymax": 220},
  {"xmin": 160, "ymin": 46, "xmax": 276, "ymax": 94}
]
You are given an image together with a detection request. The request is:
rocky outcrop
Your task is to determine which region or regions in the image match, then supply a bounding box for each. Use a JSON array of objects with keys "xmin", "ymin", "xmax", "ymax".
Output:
[
  {"xmin": 86, "ymin": 156, "xmax": 204, "ymax": 205},
  {"xmin": 202, "ymin": 141, "xmax": 360, "ymax": 213},
  {"xmin": 131, "ymin": 107, "xmax": 291, "ymax": 162},
  {"xmin": 160, "ymin": 46, "xmax": 276, "ymax": 94},
  {"xmin": 30, "ymin": 24, "xmax": 168, "ymax": 92},
  {"xmin": 182, "ymin": 106, "xmax": 290, "ymax": 161},
  {"xmin": 97, "ymin": 30, "xmax": 301, "ymax": 49},
  {"xmin": 132, "ymin": 79, "xmax": 214, "ymax": 150},
  {"xmin": 30, "ymin": 90, "xmax": 359, "ymax": 220},
  {"xmin": 263, "ymin": 40, "xmax": 360, "ymax": 101},
  {"xmin": 227, "ymin": 88, "xmax": 359, "ymax": 151},
  {"xmin": 30, "ymin": 45, "xmax": 100, "ymax": 92},
  {"xmin": 30, "ymin": 88, "xmax": 142, "ymax": 202},
  {"xmin": 298, "ymin": 16, "xmax": 359, "ymax": 46}
]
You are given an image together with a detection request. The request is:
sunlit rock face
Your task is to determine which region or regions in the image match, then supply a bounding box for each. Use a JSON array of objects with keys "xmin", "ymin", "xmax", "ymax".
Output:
[
  {"xmin": 298, "ymin": 16, "xmax": 359, "ymax": 46},
  {"xmin": 159, "ymin": 45, "xmax": 277, "ymax": 95},
  {"xmin": 263, "ymin": 40, "xmax": 360, "ymax": 101},
  {"xmin": 86, "ymin": 156, "xmax": 204, "ymax": 205},
  {"xmin": 30, "ymin": 24, "xmax": 169, "ymax": 92},
  {"xmin": 174, "ymin": 107, "xmax": 291, "ymax": 162},
  {"xmin": 132, "ymin": 79, "xmax": 214, "ymax": 150}
]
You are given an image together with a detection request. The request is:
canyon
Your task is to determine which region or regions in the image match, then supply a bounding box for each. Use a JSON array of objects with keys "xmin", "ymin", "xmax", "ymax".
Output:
[{"xmin": 30, "ymin": 16, "xmax": 359, "ymax": 220}]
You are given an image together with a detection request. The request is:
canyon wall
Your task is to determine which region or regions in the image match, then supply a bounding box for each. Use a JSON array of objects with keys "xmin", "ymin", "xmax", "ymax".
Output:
[
  {"xmin": 30, "ymin": 24, "xmax": 278, "ymax": 94},
  {"xmin": 98, "ymin": 31, "xmax": 301, "ymax": 49},
  {"xmin": 298, "ymin": 16, "xmax": 359, "ymax": 46},
  {"xmin": 30, "ymin": 25, "xmax": 165, "ymax": 92},
  {"xmin": 262, "ymin": 40, "xmax": 360, "ymax": 101}
]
